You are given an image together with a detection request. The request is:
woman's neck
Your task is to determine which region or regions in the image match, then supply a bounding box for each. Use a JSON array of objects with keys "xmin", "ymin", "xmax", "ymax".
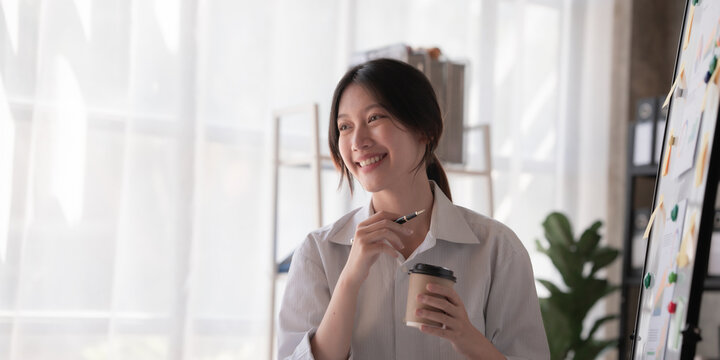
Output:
[
  {"xmin": 371, "ymin": 178, "xmax": 433, "ymax": 215},
  {"xmin": 370, "ymin": 177, "xmax": 434, "ymax": 253}
]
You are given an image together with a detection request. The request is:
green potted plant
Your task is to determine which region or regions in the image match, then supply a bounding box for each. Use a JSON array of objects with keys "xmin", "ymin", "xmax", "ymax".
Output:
[{"xmin": 536, "ymin": 212, "xmax": 620, "ymax": 360}]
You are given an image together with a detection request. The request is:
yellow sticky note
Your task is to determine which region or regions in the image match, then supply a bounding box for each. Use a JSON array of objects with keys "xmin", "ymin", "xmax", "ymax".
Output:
[
  {"xmin": 663, "ymin": 64, "xmax": 684, "ymax": 109},
  {"xmin": 663, "ymin": 79, "xmax": 679, "ymax": 108},
  {"xmin": 684, "ymin": 5, "xmax": 695, "ymax": 50},
  {"xmin": 677, "ymin": 251, "xmax": 689, "ymax": 268},
  {"xmin": 644, "ymin": 195, "xmax": 665, "ymax": 239},
  {"xmin": 695, "ymin": 133, "xmax": 710, "ymax": 186},
  {"xmin": 702, "ymin": 69, "xmax": 720, "ymax": 111},
  {"xmin": 677, "ymin": 212, "xmax": 697, "ymax": 268},
  {"xmin": 662, "ymin": 131, "xmax": 675, "ymax": 177}
]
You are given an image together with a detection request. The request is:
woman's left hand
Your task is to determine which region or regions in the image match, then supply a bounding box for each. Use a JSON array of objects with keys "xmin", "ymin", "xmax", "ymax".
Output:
[{"xmin": 416, "ymin": 283, "xmax": 505, "ymax": 360}]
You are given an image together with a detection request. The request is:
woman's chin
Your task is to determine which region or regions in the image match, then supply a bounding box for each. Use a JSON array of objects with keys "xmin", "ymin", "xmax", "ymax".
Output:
[{"xmin": 356, "ymin": 180, "xmax": 384, "ymax": 194}]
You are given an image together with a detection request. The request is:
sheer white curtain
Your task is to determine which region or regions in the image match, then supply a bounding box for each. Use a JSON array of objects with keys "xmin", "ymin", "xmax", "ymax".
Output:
[{"xmin": 0, "ymin": 0, "xmax": 615, "ymax": 359}]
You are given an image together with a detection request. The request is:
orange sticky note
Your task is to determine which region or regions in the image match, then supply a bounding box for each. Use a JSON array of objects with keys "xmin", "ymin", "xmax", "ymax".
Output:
[
  {"xmin": 662, "ymin": 131, "xmax": 675, "ymax": 176},
  {"xmin": 644, "ymin": 195, "xmax": 665, "ymax": 239},
  {"xmin": 695, "ymin": 133, "xmax": 710, "ymax": 186}
]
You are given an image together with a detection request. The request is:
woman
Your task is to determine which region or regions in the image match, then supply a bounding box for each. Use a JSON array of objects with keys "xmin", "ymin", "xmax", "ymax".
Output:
[{"xmin": 278, "ymin": 59, "xmax": 549, "ymax": 360}]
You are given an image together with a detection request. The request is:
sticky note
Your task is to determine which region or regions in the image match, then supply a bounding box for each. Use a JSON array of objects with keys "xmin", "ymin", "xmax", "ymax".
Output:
[
  {"xmin": 684, "ymin": 5, "xmax": 695, "ymax": 50},
  {"xmin": 695, "ymin": 133, "xmax": 709, "ymax": 186},
  {"xmin": 701, "ymin": 69, "xmax": 720, "ymax": 111},
  {"xmin": 663, "ymin": 79, "xmax": 679, "ymax": 108},
  {"xmin": 644, "ymin": 195, "xmax": 665, "ymax": 239},
  {"xmin": 668, "ymin": 301, "xmax": 677, "ymax": 314},
  {"xmin": 668, "ymin": 272, "xmax": 677, "ymax": 283},
  {"xmin": 678, "ymin": 228, "xmax": 692, "ymax": 268},
  {"xmin": 662, "ymin": 131, "xmax": 675, "ymax": 177},
  {"xmin": 677, "ymin": 212, "xmax": 697, "ymax": 268},
  {"xmin": 677, "ymin": 251, "xmax": 690, "ymax": 268},
  {"xmin": 662, "ymin": 63, "xmax": 687, "ymax": 108}
]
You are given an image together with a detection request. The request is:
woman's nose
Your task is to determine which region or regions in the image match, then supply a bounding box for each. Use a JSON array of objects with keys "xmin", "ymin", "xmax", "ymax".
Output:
[{"xmin": 351, "ymin": 126, "xmax": 372, "ymax": 151}]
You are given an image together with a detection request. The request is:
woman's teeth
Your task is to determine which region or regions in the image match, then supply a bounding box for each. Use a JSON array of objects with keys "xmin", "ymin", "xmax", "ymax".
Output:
[{"xmin": 359, "ymin": 155, "xmax": 383, "ymax": 167}]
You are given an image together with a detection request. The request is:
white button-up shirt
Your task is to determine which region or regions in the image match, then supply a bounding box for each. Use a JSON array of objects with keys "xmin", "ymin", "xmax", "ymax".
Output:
[{"xmin": 278, "ymin": 183, "xmax": 550, "ymax": 359}]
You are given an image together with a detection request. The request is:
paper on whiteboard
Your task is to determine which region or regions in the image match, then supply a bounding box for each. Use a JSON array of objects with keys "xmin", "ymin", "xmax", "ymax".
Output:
[
  {"xmin": 674, "ymin": 105, "xmax": 702, "ymax": 177},
  {"xmin": 644, "ymin": 200, "xmax": 687, "ymax": 359}
]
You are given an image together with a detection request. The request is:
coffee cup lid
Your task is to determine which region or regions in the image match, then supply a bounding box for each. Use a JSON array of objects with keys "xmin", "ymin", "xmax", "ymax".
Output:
[{"xmin": 408, "ymin": 263, "xmax": 456, "ymax": 282}]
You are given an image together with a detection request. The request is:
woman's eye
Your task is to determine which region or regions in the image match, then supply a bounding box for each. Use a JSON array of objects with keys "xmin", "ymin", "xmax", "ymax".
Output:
[
  {"xmin": 338, "ymin": 124, "xmax": 349, "ymax": 131},
  {"xmin": 369, "ymin": 114, "xmax": 384, "ymax": 122}
]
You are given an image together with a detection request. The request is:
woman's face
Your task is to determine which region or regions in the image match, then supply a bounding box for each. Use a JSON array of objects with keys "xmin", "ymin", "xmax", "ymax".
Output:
[{"xmin": 336, "ymin": 84, "xmax": 426, "ymax": 193}]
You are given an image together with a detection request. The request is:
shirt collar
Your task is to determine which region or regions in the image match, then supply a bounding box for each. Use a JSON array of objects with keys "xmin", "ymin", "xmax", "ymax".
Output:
[{"xmin": 328, "ymin": 181, "xmax": 480, "ymax": 246}]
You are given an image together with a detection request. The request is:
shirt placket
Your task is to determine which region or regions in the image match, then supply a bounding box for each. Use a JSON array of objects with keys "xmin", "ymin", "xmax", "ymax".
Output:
[{"xmin": 394, "ymin": 262, "xmax": 409, "ymax": 359}]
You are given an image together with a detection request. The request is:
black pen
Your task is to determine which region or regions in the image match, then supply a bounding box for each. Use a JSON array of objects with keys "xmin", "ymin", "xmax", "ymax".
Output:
[{"xmin": 394, "ymin": 209, "xmax": 425, "ymax": 224}]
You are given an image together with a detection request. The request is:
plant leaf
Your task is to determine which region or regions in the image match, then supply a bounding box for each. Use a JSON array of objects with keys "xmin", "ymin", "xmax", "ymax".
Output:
[
  {"xmin": 545, "ymin": 243, "xmax": 583, "ymax": 288},
  {"xmin": 543, "ymin": 212, "xmax": 574, "ymax": 248},
  {"xmin": 573, "ymin": 338, "xmax": 618, "ymax": 360},
  {"xmin": 577, "ymin": 221, "xmax": 602, "ymax": 256},
  {"xmin": 536, "ymin": 238, "xmax": 548, "ymax": 254},
  {"xmin": 586, "ymin": 314, "xmax": 619, "ymax": 340},
  {"xmin": 537, "ymin": 279, "xmax": 575, "ymax": 314},
  {"xmin": 537, "ymin": 279, "xmax": 561, "ymax": 293},
  {"xmin": 590, "ymin": 247, "xmax": 620, "ymax": 275},
  {"xmin": 539, "ymin": 298, "xmax": 574, "ymax": 360},
  {"xmin": 571, "ymin": 279, "xmax": 619, "ymax": 321}
]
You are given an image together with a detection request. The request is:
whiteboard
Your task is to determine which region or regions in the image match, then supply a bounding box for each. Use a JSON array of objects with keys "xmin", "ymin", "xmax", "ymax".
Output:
[{"xmin": 632, "ymin": 0, "xmax": 720, "ymax": 359}]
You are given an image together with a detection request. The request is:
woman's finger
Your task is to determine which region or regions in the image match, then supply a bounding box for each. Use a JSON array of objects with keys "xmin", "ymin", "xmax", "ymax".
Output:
[
  {"xmin": 418, "ymin": 324, "xmax": 452, "ymax": 340},
  {"xmin": 353, "ymin": 223, "xmax": 405, "ymax": 248},
  {"xmin": 357, "ymin": 210, "xmax": 400, "ymax": 227},
  {"xmin": 372, "ymin": 242, "xmax": 399, "ymax": 258},
  {"xmin": 416, "ymin": 308, "xmax": 458, "ymax": 330},
  {"xmin": 362, "ymin": 218, "xmax": 414, "ymax": 237},
  {"xmin": 426, "ymin": 283, "xmax": 463, "ymax": 307},
  {"xmin": 419, "ymin": 294, "xmax": 457, "ymax": 315},
  {"xmin": 362, "ymin": 227, "xmax": 405, "ymax": 251}
]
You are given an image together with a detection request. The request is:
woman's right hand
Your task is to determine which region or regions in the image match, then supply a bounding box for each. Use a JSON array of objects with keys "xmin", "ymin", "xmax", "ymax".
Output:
[{"xmin": 340, "ymin": 211, "xmax": 413, "ymax": 289}]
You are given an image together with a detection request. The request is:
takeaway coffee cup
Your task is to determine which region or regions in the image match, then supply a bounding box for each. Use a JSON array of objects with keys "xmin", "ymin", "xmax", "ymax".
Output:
[{"xmin": 405, "ymin": 263, "xmax": 457, "ymax": 328}]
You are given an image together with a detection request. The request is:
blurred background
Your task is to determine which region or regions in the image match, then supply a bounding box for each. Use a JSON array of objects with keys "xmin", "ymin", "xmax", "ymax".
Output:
[{"xmin": 1, "ymin": 0, "xmax": 717, "ymax": 359}]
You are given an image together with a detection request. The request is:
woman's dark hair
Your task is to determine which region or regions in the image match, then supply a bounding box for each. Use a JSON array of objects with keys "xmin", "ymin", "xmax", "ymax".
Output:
[{"xmin": 328, "ymin": 58, "xmax": 452, "ymax": 201}]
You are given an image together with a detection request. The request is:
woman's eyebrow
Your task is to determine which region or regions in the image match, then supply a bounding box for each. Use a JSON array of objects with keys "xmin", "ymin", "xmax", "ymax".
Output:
[
  {"xmin": 364, "ymin": 103, "xmax": 384, "ymax": 112},
  {"xmin": 338, "ymin": 103, "xmax": 384, "ymax": 119}
]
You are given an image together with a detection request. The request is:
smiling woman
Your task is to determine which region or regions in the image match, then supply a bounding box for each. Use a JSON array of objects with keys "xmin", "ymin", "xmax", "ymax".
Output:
[
  {"xmin": 336, "ymin": 84, "xmax": 428, "ymax": 195},
  {"xmin": 329, "ymin": 59, "xmax": 449, "ymax": 200},
  {"xmin": 278, "ymin": 59, "xmax": 551, "ymax": 360}
]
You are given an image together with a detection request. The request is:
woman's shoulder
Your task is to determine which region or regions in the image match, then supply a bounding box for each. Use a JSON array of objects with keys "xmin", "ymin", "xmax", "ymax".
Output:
[
  {"xmin": 295, "ymin": 207, "xmax": 363, "ymax": 256},
  {"xmin": 308, "ymin": 207, "xmax": 363, "ymax": 241},
  {"xmin": 452, "ymin": 204, "xmax": 528, "ymax": 257}
]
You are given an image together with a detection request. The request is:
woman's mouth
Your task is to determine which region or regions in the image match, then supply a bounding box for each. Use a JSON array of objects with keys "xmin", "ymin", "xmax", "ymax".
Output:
[{"xmin": 356, "ymin": 154, "xmax": 387, "ymax": 168}]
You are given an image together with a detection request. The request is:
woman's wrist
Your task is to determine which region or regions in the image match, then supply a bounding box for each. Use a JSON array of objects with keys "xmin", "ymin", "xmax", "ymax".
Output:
[
  {"xmin": 337, "ymin": 269, "xmax": 363, "ymax": 294},
  {"xmin": 463, "ymin": 331, "xmax": 505, "ymax": 360}
]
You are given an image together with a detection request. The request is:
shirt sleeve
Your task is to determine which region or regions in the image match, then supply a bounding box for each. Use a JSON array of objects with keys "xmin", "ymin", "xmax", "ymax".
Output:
[
  {"xmin": 278, "ymin": 236, "xmax": 331, "ymax": 360},
  {"xmin": 484, "ymin": 245, "xmax": 551, "ymax": 360}
]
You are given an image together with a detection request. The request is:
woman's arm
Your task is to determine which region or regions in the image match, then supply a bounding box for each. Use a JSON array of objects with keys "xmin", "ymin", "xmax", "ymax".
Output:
[
  {"xmin": 414, "ymin": 244, "xmax": 549, "ymax": 359},
  {"xmin": 416, "ymin": 283, "xmax": 506, "ymax": 360},
  {"xmin": 309, "ymin": 271, "xmax": 360, "ymax": 360},
  {"xmin": 310, "ymin": 211, "xmax": 410, "ymax": 360}
]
